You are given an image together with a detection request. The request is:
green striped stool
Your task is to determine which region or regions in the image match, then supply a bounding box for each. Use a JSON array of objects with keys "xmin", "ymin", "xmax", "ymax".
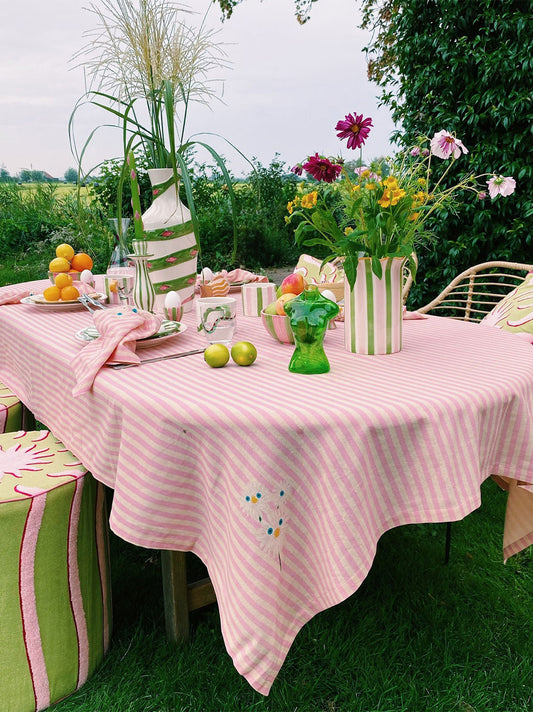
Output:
[
  {"xmin": 0, "ymin": 430, "xmax": 112, "ymax": 712},
  {"xmin": 0, "ymin": 380, "xmax": 23, "ymax": 433}
]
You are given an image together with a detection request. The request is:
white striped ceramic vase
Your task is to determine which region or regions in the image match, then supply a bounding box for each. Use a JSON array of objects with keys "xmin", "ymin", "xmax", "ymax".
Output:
[
  {"xmin": 344, "ymin": 256, "xmax": 406, "ymax": 355},
  {"xmin": 130, "ymin": 242, "xmax": 156, "ymax": 313},
  {"xmin": 142, "ymin": 169, "xmax": 199, "ymax": 314}
]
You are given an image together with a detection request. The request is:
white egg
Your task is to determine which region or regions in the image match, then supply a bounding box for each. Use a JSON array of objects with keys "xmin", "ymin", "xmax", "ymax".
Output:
[
  {"xmin": 80, "ymin": 269, "xmax": 94, "ymax": 283},
  {"xmin": 164, "ymin": 290, "xmax": 182, "ymax": 308},
  {"xmin": 320, "ymin": 289, "xmax": 337, "ymax": 303},
  {"xmin": 200, "ymin": 267, "xmax": 214, "ymax": 282}
]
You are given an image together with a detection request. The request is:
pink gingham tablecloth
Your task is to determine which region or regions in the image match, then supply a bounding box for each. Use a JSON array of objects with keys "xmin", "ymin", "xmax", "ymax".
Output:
[{"xmin": 1, "ymin": 279, "xmax": 532, "ymax": 695}]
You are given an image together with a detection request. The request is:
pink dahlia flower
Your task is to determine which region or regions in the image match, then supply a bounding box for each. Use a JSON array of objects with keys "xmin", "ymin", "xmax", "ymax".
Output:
[
  {"xmin": 335, "ymin": 113, "xmax": 373, "ymax": 150},
  {"xmin": 487, "ymin": 175, "xmax": 516, "ymax": 199},
  {"xmin": 302, "ymin": 153, "xmax": 342, "ymax": 183},
  {"xmin": 430, "ymin": 130, "xmax": 468, "ymax": 159}
]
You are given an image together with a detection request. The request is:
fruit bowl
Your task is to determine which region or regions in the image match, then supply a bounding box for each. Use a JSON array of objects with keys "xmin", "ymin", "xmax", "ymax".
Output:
[{"xmin": 260, "ymin": 309, "xmax": 295, "ymax": 344}]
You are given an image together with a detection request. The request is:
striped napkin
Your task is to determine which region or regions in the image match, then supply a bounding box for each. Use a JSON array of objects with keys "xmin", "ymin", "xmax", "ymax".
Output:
[{"xmin": 71, "ymin": 306, "xmax": 162, "ymax": 396}]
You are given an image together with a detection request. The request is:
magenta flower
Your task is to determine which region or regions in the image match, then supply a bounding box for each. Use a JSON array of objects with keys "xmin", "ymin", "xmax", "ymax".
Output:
[
  {"xmin": 302, "ymin": 153, "xmax": 342, "ymax": 183},
  {"xmin": 291, "ymin": 164, "xmax": 303, "ymax": 176},
  {"xmin": 487, "ymin": 175, "xmax": 516, "ymax": 199},
  {"xmin": 430, "ymin": 130, "xmax": 468, "ymax": 159},
  {"xmin": 335, "ymin": 113, "xmax": 373, "ymax": 150}
]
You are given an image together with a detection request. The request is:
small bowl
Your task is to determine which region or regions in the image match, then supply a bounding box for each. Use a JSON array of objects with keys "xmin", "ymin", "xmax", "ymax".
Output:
[{"xmin": 260, "ymin": 309, "xmax": 295, "ymax": 344}]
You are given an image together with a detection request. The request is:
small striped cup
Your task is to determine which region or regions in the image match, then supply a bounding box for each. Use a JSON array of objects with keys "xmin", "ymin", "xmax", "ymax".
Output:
[{"xmin": 242, "ymin": 282, "xmax": 277, "ymax": 317}]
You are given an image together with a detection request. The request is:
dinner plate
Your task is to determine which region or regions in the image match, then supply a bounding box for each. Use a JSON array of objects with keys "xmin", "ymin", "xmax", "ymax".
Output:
[
  {"xmin": 75, "ymin": 320, "xmax": 187, "ymax": 348},
  {"xmin": 21, "ymin": 293, "xmax": 107, "ymax": 311}
]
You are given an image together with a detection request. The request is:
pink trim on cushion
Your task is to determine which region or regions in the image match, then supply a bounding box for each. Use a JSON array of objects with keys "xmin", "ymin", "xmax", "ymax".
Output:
[
  {"xmin": 30, "ymin": 431, "xmax": 51, "ymax": 442},
  {"xmin": 68, "ymin": 477, "xmax": 90, "ymax": 687},
  {"xmin": 20, "ymin": 494, "xmax": 50, "ymax": 711},
  {"xmin": 95, "ymin": 482, "xmax": 111, "ymax": 652}
]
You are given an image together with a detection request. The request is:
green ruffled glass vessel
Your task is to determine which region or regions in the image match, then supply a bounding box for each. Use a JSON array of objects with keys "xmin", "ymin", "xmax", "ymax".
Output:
[{"xmin": 284, "ymin": 286, "xmax": 339, "ymax": 374}]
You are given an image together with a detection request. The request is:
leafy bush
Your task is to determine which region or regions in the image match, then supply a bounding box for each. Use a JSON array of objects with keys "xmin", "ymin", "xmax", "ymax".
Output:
[
  {"xmin": 362, "ymin": 0, "xmax": 533, "ymax": 308},
  {"xmin": 192, "ymin": 156, "xmax": 301, "ymax": 270}
]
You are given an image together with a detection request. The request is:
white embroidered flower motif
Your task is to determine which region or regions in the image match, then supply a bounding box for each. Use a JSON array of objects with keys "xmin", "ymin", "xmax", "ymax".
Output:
[
  {"xmin": 254, "ymin": 488, "xmax": 288, "ymax": 568},
  {"xmin": 242, "ymin": 486, "xmax": 270, "ymax": 521},
  {"xmin": 0, "ymin": 444, "xmax": 54, "ymax": 484}
]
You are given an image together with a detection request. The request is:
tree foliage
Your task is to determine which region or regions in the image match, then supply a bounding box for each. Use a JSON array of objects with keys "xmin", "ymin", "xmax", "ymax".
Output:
[
  {"xmin": 361, "ymin": 0, "xmax": 533, "ymax": 305},
  {"xmin": 213, "ymin": 0, "xmax": 318, "ymax": 24}
]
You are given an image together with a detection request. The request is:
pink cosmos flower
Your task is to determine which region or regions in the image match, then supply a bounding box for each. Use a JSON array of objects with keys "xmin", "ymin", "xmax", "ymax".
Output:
[
  {"xmin": 302, "ymin": 153, "xmax": 342, "ymax": 183},
  {"xmin": 335, "ymin": 113, "xmax": 373, "ymax": 150},
  {"xmin": 430, "ymin": 130, "xmax": 468, "ymax": 159},
  {"xmin": 487, "ymin": 175, "xmax": 516, "ymax": 199}
]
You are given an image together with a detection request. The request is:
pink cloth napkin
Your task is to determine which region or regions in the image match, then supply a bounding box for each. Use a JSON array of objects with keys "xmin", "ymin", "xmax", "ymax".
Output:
[
  {"xmin": 71, "ymin": 306, "xmax": 162, "ymax": 396},
  {"xmin": 195, "ymin": 269, "xmax": 268, "ymax": 287},
  {"xmin": 0, "ymin": 286, "xmax": 32, "ymax": 305}
]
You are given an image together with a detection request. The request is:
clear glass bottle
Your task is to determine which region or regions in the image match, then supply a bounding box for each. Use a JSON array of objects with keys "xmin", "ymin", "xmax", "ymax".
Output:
[
  {"xmin": 107, "ymin": 218, "xmax": 132, "ymax": 273},
  {"xmin": 284, "ymin": 286, "xmax": 339, "ymax": 374}
]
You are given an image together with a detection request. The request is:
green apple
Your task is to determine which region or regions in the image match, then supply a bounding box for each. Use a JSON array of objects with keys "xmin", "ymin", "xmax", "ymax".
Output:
[{"xmin": 264, "ymin": 301, "xmax": 278, "ymax": 315}]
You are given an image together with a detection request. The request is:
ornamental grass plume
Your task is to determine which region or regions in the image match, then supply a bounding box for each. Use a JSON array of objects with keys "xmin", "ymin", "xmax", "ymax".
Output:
[{"xmin": 287, "ymin": 113, "xmax": 517, "ymax": 289}]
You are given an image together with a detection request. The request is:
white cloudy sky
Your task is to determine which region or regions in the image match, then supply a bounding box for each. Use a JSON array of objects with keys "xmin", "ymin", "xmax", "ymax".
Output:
[{"xmin": 1, "ymin": 0, "xmax": 396, "ymax": 179}]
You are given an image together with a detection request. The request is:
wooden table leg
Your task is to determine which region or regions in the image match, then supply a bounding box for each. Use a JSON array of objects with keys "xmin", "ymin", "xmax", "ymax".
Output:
[{"xmin": 160, "ymin": 551, "xmax": 217, "ymax": 643}]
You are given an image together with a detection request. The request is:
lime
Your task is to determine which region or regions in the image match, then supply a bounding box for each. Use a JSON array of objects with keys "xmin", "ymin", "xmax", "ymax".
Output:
[
  {"xmin": 231, "ymin": 341, "xmax": 257, "ymax": 366},
  {"xmin": 204, "ymin": 343, "xmax": 230, "ymax": 368}
]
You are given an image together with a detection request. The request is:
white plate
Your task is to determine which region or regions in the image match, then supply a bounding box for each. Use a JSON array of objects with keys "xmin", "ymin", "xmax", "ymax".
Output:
[
  {"xmin": 75, "ymin": 320, "xmax": 187, "ymax": 348},
  {"xmin": 21, "ymin": 293, "xmax": 107, "ymax": 311}
]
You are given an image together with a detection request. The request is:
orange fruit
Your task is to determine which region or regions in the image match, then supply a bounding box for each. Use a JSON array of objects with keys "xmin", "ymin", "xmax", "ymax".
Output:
[
  {"xmin": 55, "ymin": 243, "xmax": 75, "ymax": 261},
  {"xmin": 60, "ymin": 285, "xmax": 80, "ymax": 301},
  {"xmin": 54, "ymin": 272, "xmax": 73, "ymax": 289},
  {"xmin": 49, "ymin": 256, "xmax": 71, "ymax": 273},
  {"xmin": 70, "ymin": 253, "xmax": 93, "ymax": 272},
  {"xmin": 43, "ymin": 286, "xmax": 61, "ymax": 302}
]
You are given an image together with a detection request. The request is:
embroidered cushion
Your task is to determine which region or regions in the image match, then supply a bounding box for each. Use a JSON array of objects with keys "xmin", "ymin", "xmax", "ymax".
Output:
[{"xmin": 481, "ymin": 271, "xmax": 533, "ymax": 337}]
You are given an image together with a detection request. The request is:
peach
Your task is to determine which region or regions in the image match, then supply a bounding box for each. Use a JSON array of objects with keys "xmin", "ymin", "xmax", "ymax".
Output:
[
  {"xmin": 280, "ymin": 272, "xmax": 305, "ymax": 296},
  {"xmin": 275, "ymin": 293, "xmax": 298, "ymax": 315}
]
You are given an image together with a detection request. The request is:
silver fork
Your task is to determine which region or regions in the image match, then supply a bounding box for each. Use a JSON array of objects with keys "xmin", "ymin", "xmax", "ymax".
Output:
[{"xmin": 78, "ymin": 294, "xmax": 106, "ymax": 313}]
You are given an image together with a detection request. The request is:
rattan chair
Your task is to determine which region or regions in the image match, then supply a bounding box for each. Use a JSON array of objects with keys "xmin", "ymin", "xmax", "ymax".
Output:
[
  {"xmin": 417, "ymin": 260, "xmax": 533, "ymax": 320},
  {"xmin": 417, "ymin": 260, "xmax": 533, "ymax": 562}
]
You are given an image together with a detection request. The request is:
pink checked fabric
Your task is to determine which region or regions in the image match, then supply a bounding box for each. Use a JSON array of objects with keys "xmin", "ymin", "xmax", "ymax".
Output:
[{"xmin": 71, "ymin": 306, "xmax": 162, "ymax": 396}]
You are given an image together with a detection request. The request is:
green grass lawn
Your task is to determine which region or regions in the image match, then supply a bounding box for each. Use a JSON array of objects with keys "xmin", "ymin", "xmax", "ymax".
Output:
[{"xmin": 47, "ymin": 479, "xmax": 532, "ymax": 712}]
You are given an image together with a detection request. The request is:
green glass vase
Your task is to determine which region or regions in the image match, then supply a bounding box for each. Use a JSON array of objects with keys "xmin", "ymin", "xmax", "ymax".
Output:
[{"xmin": 284, "ymin": 286, "xmax": 339, "ymax": 374}]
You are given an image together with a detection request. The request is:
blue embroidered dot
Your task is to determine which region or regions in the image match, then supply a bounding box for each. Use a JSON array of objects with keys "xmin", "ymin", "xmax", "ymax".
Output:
[
  {"xmin": 245, "ymin": 495, "xmax": 251, "ymax": 502},
  {"xmin": 267, "ymin": 527, "xmax": 273, "ymax": 536},
  {"xmin": 256, "ymin": 492, "xmax": 262, "ymax": 499},
  {"xmin": 132, "ymin": 308, "xmax": 138, "ymax": 313},
  {"xmin": 279, "ymin": 518, "xmax": 283, "ymax": 526},
  {"xmin": 117, "ymin": 311, "xmax": 123, "ymax": 316},
  {"xmin": 279, "ymin": 490, "xmax": 285, "ymax": 497}
]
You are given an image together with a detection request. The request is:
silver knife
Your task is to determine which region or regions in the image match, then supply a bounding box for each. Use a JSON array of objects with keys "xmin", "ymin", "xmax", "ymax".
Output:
[{"xmin": 110, "ymin": 348, "xmax": 206, "ymax": 369}]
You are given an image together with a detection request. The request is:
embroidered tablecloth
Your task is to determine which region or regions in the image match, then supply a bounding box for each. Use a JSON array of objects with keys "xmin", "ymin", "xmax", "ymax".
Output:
[{"xmin": 1, "ymin": 279, "xmax": 532, "ymax": 695}]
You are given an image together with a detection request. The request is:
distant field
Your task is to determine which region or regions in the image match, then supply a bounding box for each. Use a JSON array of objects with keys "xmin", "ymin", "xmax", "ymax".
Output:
[{"xmin": 17, "ymin": 183, "xmax": 90, "ymax": 198}]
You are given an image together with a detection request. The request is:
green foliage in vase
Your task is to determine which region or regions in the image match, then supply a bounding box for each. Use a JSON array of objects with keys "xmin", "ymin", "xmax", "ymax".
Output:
[
  {"xmin": 69, "ymin": 0, "xmax": 246, "ymax": 262},
  {"xmin": 361, "ymin": 0, "xmax": 533, "ymax": 306}
]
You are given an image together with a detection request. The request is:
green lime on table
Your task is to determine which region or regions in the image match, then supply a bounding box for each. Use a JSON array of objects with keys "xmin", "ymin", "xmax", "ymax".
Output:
[
  {"xmin": 231, "ymin": 341, "xmax": 257, "ymax": 366},
  {"xmin": 204, "ymin": 343, "xmax": 230, "ymax": 368}
]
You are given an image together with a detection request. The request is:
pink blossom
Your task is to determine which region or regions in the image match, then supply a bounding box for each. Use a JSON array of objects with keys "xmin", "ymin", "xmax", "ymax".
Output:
[
  {"xmin": 335, "ymin": 113, "xmax": 373, "ymax": 150},
  {"xmin": 430, "ymin": 130, "xmax": 468, "ymax": 159},
  {"xmin": 487, "ymin": 175, "xmax": 516, "ymax": 199},
  {"xmin": 302, "ymin": 153, "xmax": 342, "ymax": 183}
]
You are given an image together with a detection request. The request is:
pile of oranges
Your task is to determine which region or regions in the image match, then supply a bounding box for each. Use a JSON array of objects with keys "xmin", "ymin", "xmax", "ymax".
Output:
[{"xmin": 44, "ymin": 244, "xmax": 94, "ymax": 302}]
